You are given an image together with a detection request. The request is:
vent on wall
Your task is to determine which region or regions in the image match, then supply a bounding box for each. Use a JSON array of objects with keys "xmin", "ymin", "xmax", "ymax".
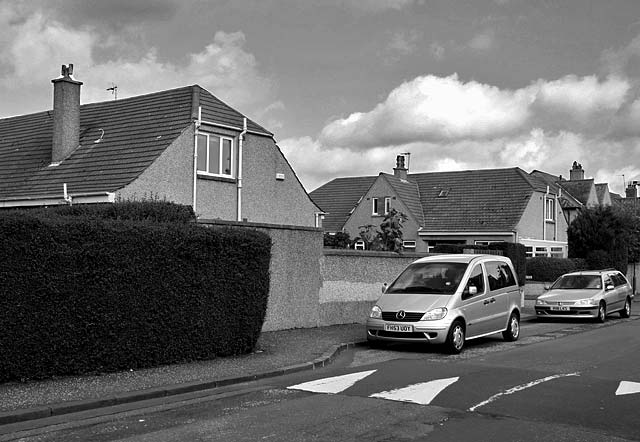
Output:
[{"xmin": 276, "ymin": 173, "xmax": 285, "ymax": 180}]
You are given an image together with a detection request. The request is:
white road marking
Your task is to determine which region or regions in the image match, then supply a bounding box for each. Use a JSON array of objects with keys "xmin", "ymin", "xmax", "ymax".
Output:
[
  {"xmin": 369, "ymin": 377, "xmax": 459, "ymax": 405},
  {"xmin": 468, "ymin": 372, "xmax": 580, "ymax": 412},
  {"xmin": 616, "ymin": 381, "xmax": 640, "ymax": 396},
  {"xmin": 287, "ymin": 370, "xmax": 377, "ymax": 394}
]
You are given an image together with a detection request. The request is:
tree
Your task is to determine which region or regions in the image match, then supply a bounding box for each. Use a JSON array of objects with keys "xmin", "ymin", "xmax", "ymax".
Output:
[
  {"xmin": 567, "ymin": 206, "xmax": 635, "ymax": 273},
  {"xmin": 356, "ymin": 209, "xmax": 408, "ymax": 252},
  {"xmin": 323, "ymin": 231, "xmax": 351, "ymax": 249}
]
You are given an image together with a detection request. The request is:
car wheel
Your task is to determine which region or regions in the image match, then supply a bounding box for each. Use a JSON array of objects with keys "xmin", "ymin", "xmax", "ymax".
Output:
[
  {"xmin": 502, "ymin": 312, "xmax": 520, "ymax": 342},
  {"xmin": 445, "ymin": 321, "xmax": 465, "ymax": 354},
  {"xmin": 620, "ymin": 298, "xmax": 631, "ymax": 318},
  {"xmin": 596, "ymin": 302, "xmax": 606, "ymax": 323}
]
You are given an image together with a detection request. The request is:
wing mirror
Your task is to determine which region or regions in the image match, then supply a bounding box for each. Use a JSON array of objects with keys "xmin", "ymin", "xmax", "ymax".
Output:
[
  {"xmin": 382, "ymin": 283, "xmax": 388, "ymax": 293},
  {"xmin": 462, "ymin": 285, "xmax": 477, "ymax": 300},
  {"xmin": 606, "ymin": 284, "xmax": 615, "ymax": 291}
]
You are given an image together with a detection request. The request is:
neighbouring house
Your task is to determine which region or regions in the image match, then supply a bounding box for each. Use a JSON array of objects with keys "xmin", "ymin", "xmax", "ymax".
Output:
[
  {"xmin": 612, "ymin": 180, "xmax": 640, "ymax": 210},
  {"xmin": 311, "ymin": 155, "xmax": 570, "ymax": 257},
  {"xmin": 531, "ymin": 161, "xmax": 613, "ymax": 226},
  {"xmin": 0, "ymin": 64, "xmax": 321, "ymax": 227}
]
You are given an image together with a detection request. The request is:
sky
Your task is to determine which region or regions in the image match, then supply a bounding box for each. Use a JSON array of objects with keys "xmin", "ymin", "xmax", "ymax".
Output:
[{"xmin": 2, "ymin": 0, "xmax": 640, "ymax": 194}]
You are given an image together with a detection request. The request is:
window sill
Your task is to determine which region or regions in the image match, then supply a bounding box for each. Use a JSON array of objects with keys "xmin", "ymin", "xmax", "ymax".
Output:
[{"xmin": 197, "ymin": 173, "xmax": 236, "ymax": 183}]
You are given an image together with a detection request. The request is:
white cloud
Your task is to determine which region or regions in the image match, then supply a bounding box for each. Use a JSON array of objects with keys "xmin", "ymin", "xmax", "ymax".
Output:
[
  {"xmin": 0, "ymin": 5, "xmax": 275, "ymax": 120},
  {"xmin": 320, "ymin": 73, "xmax": 534, "ymax": 148}
]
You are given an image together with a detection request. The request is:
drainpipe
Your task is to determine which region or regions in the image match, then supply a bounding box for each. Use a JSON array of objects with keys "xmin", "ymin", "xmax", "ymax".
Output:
[
  {"xmin": 237, "ymin": 118, "xmax": 247, "ymax": 222},
  {"xmin": 543, "ymin": 186, "xmax": 549, "ymax": 242},
  {"xmin": 192, "ymin": 106, "xmax": 202, "ymax": 214}
]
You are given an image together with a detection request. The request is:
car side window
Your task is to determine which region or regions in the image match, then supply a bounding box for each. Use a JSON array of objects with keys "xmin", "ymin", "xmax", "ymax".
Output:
[
  {"xmin": 604, "ymin": 276, "xmax": 614, "ymax": 288},
  {"xmin": 612, "ymin": 273, "xmax": 628, "ymax": 287},
  {"xmin": 485, "ymin": 261, "xmax": 516, "ymax": 291},
  {"xmin": 466, "ymin": 264, "xmax": 485, "ymax": 296}
]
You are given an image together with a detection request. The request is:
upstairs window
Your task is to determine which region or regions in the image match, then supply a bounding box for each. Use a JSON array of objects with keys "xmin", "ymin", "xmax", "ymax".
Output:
[
  {"xmin": 372, "ymin": 198, "xmax": 379, "ymax": 215},
  {"xmin": 197, "ymin": 133, "xmax": 234, "ymax": 177},
  {"xmin": 384, "ymin": 197, "xmax": 391, "ymax": 214},
  {"xmin": 545, "ymin": 198, "xmax": 555, "ymax": 221}
]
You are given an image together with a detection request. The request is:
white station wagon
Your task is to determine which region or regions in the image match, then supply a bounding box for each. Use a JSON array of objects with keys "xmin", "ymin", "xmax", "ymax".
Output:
[{"xmin": 366, "ymin": 254, "xmax": 522, "ymax": 354}]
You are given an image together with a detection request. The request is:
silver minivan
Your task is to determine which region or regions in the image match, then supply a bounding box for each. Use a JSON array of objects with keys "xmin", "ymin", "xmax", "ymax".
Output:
[{"xmin": 366, "ymin": 254, "xmax": 522, "ymax": 354}]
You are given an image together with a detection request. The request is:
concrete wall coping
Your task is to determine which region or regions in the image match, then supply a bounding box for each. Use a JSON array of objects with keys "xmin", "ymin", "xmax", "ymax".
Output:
[
  {"xmin": 198, "ymin": 219, "xmax": 322, "ymax": 233},
  {"xmin": 323, "ymin": 249, "xmax": 430, "ymax": 259}
]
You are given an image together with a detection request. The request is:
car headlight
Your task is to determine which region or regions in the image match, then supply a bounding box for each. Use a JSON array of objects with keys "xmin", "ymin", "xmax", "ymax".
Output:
[
  {"xmin": 421, "ymin": 307, "xmax": 448, "ymax": 321},
  {"xmin": 574, "ymin": 298, "xmax": 597, "ymax": 306},
  {"xmin": 536, "ymin": 298, "xmax": 548, "ymax": 305},
  {"xmin": 370, "ymin": 305, "xmax": 382, "ymax": 319}
]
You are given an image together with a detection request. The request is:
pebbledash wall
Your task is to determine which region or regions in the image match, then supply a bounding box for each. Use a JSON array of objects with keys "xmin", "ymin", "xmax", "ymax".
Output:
[
  {"xmin": 319, "ymin": 250, "xmax": 426, "ymax": 326},
  {"xmin": 198, "ymin": 219, "xmax": 427, "ymax": 331}
]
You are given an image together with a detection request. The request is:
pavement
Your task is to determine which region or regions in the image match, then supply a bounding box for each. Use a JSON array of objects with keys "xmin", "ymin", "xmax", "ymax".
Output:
[{"xmin": 0, "ymin": 300, "xmax": 538, "ymax": 427}]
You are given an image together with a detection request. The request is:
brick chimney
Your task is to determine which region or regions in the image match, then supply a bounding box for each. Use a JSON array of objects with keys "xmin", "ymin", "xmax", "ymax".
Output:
[
  {"xmin": 51, "ymin": 64, "xmax": 82, "ymax": 164},
  {"xmin": 569, "ymin": 161, "xmax": 584, "ymax": 181},
  {"xmin": 393, "ymin": 154, "xmax": 408, "ymax": 180},
  {"xmin": 626, "ymin": 181, "xmax": 638, "ymax": 198}
]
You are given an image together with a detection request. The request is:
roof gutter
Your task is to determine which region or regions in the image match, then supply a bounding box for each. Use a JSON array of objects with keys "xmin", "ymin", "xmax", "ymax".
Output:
[
  {"xmin": 0, "ymin": 191, "xmax": 115, "ymax": 208},
  {"xmin": 417, "ymin": 230, "xmax": 516, "ymax": 237}
]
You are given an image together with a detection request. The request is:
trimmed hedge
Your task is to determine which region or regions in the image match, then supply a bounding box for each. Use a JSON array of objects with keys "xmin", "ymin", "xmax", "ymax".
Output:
[
  {"xmin": 432, "ymin": 243, "xmax": 527, "ymax": 286},
  {"xmin": 525, "ymin": 257, "xmax": 587, "ymax": 282},
  {"xmin": 0, "ymin": 211, "xmax": 270, "ymax": 382},
  {"xmin": 7, "ymin": 200, "xmax": 196, "ymax": 223}
]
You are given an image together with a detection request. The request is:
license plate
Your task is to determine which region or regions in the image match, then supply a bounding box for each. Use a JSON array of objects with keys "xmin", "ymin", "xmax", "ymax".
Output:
[
  {"xmin": 384, "ymin": 323, "xmax": 413, "ymax": 332},
  {"xmin": 550, "ymin": 306, "xmax": 570, "ymax": 311}
]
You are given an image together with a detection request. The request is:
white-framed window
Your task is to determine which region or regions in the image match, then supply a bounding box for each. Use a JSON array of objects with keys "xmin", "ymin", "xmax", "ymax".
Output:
[
  {"xmin": 402, "ymin": 240, "xmax": 416, "ymax": 250},
  {"xmin": 474, "ymin": 240, "xmax": 504, "ymax": 246},
  {"xmin": 372, "ymin": 198, "xmax": 379, "ymax": 215},
  {"xmin": 384, "ymin": 197, "xmax": 391, "ymax": 214},
  {"xmin": 550, "ymin": 247, "xmax": 564, "ymax": 257},
  {"xmin": 545, "ymin": 198, "xmax": 555, "ymax": 221},
  {"xmin": 197, "ymin": 133, "xmax": 235, "ymax": 177},
  {"xmin": 525, "ymin": 246, "xmax": 534, "ymax": 258},
  {"xmin": 354, "ymin": 240, "xmax": 365, "ymax": 250}
]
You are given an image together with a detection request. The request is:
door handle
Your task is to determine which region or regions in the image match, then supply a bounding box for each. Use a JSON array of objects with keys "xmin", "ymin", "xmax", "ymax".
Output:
[{"xmin": 483, "ymin": 298, "xmax": 496, "ymax": 305}]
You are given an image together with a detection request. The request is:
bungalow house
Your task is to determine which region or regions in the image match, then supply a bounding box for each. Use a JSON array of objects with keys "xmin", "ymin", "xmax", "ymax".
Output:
[
  {"xmin": 0, "ymin": 64, "xmax": 321, "ymax": 227},
  {"xmin": 311, "ymin": 155, "xmax": 569, "ymax": 257}
]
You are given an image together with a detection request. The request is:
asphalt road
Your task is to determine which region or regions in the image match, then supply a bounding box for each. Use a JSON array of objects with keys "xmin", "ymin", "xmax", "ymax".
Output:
[{"xmin": 3, "ymin": 316, "xmax": 640, "ymax": 441}]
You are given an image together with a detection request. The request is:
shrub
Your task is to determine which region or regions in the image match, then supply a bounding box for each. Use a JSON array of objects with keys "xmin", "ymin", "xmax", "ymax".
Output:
[
  {"xmin": 0, "ymin": 212, "xmax": 270, "ymax": 382},
  {"xmin": 525, "ymin": 257, "xmax": 582, "ymax": 282},
  {"xmin": 324, "ymin": 231, "xmax": 351, "ymax": 249}
]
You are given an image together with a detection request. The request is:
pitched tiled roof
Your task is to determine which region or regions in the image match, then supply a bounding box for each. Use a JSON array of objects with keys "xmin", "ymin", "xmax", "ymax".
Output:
[
  {"xmin": 309, "ymin": 176, "xmax": 377, "ymax": 232},
  {"xmin": 0, "ymin": 85, "xmax": 268, "ymax": 201},
  {"xmin": 409, "ymin": 167, "xmax": 537, "ymax": 232},
  {"xmin": 382, "ymin": 173, "xmax": 424, "ymax": 225},
  {"xmin": 560, "ymin": 179, "xmax": 594, "ymax": 206}
]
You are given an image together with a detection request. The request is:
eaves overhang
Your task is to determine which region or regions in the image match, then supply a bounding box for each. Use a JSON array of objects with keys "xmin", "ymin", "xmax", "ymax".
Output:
[{"xmin": 418, "ymin": 230, "xmax": 516, "ymax": 237}]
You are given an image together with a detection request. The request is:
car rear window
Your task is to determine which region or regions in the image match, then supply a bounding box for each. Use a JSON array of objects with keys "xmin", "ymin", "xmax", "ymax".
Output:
[
  {"xmin": 552, "ymin": 275, "xmax": 601, "ymax": 290},
  {"xmin": 387, "ymin": 262, "xmax": 468, "ymax": 295}
]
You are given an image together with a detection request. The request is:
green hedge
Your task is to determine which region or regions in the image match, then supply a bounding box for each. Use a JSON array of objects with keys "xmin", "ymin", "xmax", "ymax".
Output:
[
  {"xmin": 525, "ymin": 257, "xmax": 587, "ymax": 282},
  {"xmin": 7, "ymin": 200, "xmax": 196, "ymax": 223},
  {"xmin": 0, "ymin": 212, "xmax": 270, "ymax": 382},
  {"xmin": 432, "ymin": 243, "xmax": 526, "ymax": 286}
]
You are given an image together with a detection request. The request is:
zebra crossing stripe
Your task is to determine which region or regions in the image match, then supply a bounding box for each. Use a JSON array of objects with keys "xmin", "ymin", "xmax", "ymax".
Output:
[
  {"xmin": 369, "ymin": 377, "xmax": 459, "ymax": 405},
  {"xmin": 287, "ymin": 370, "xmax": 377, "ymax": 394},
  {"xmin": 616, "ymin": 381, "xmax": 640, "ymax": 396}
]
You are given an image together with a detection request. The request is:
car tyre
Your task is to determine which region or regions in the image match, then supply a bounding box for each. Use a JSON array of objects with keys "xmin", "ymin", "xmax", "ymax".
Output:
[
  {"xmin": 445, "ymin": 320, "xmax": 465, "ymax": 354},
  {"xmin": 502, "ymin": 312, "xmax": 520, "ymax": 342},
  {"xmin": 596, "ymin": 302, "xmax": 606, "ymax": 323},
  {"xmin": 620, "ymin": 298, "xmax": 631, "ymax": 318}
]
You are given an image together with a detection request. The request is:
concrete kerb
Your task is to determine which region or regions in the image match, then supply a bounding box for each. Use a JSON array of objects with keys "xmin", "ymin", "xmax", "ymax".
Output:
[{"xmin": 0, "ymin": 340, "xmax": 369, "ymax": 427}]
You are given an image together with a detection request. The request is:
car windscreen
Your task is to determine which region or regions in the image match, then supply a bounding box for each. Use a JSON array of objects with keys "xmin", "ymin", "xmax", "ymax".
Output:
[
  {"xmin": 386, "ymin": 262, "xmax": 468, "ymax": 295},
  {"xmin": 551, "ymin": 275, "xmax": 602, "ymax": 290}
]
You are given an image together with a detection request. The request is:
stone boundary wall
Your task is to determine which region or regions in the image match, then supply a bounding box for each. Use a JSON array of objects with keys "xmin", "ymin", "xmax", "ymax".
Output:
[{"xmin": 319, "ymin": 250, "xmax": 428, "ymax": 326}]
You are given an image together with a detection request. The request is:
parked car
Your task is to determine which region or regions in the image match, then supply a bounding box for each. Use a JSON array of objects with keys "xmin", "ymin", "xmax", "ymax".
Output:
[
  {"xmin": 366, "ymin": 254, "xmax": 522, "ymax": 354},
  {"xmin": 535, "ymin": 270, "xmax": 633, "ymax": 322}
]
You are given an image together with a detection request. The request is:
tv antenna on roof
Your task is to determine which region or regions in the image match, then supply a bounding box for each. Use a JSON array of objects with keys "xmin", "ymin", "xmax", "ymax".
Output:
[
  {"xmin": 620, "ymin": 174, "xmax": 625, "ymax": 189},
  {"xmin": 106, "ymin": 83, "xmax": 118, "ymax": 100}
]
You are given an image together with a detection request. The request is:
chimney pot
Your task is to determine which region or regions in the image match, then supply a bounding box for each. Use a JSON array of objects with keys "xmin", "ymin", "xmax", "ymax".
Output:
[
  {"xmin": 626, "ymin": 182, "xmax": 638, "ymax": 198},
  {"xmin": 569, "ymin": 161, "xmax": 585, "ymax": 181},
  {"xmin": 393, "ymin": 154, "xmax": 408, "ymax": 180}
]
